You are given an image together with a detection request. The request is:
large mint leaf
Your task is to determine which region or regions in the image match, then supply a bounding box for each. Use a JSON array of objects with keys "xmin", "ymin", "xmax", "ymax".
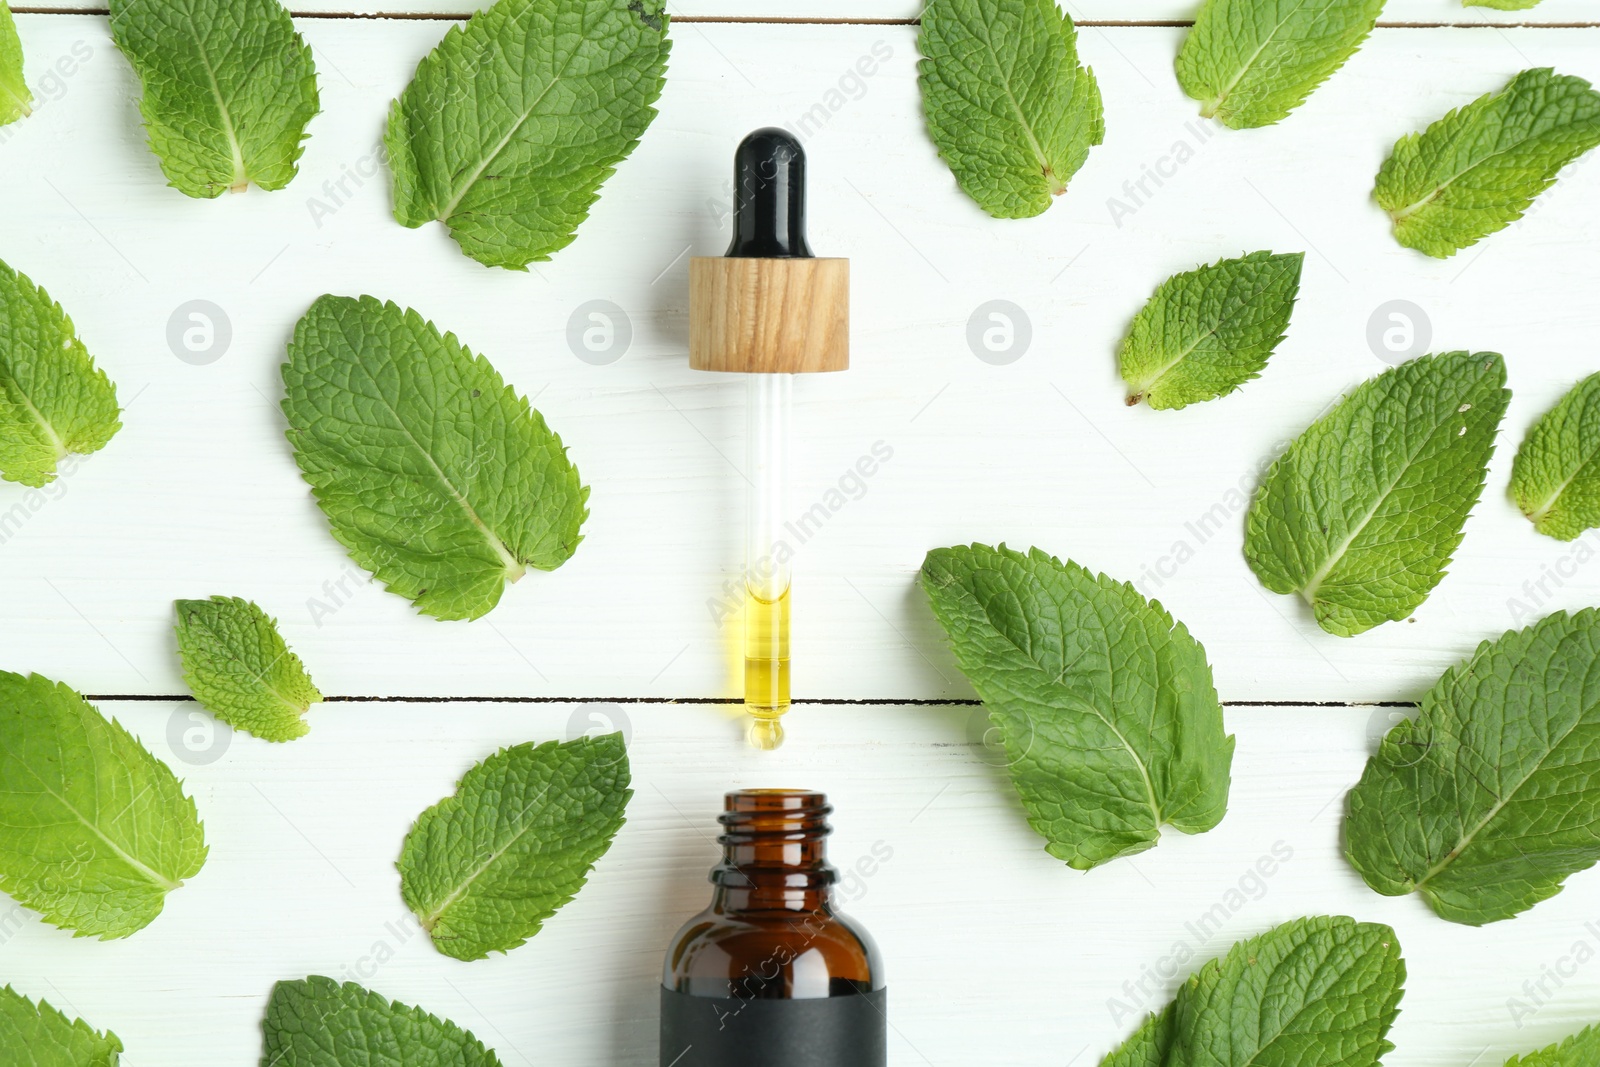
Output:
[
  {"xmin": 1175, "ymin": 0, "xmax": 1385, "ymax": 130},
  {"xmin": 0, "ymin": 986, "xmax": 122, "ymax": 1067},
  {"xmin": 399, "ymin": 734, "xmax": 630, "ymax": 960},
  {"xmin": 0, "ymin": 1, "xmax": 30, "ymax": 126},
  {"xmin": 385, "ymin": 0, "xmax": 670, "ymax": 269},
  {"xmin": 1506, "ymin": 1023, "xmax": 1600, "ymax": 1067},
  {"xmin": 1244, "ymin": 351, "xmax": 1508, "ymax": 637},
  {"xmin": 175, "ymin": 596, "xmax": 322, "ymax": 742},
  {"xmin": 921, "ymin": 544, "xmax": 1233, "ymax": 870},
  {"xmin": 1099, "ymin": 917, "xmax": 1404, "ymax": 1067},
  {"xmin": 918, "ymin": 0, "xmax": 1104, "ymax": 219},
  {"xmin": 0, "ymin": 259, "xmax": 120, "ymax": 487},
  {"xmin": 109, "ymin": 0, "xmax": 318, "ymax": 197},
  {"xmin": 1120, "ymin": 251, "xmax": 1302, "ymax": 410},
  {"xmin": 1510, "ymin": 373, "xmax": 1600, "ymax": 541},
  {"xmin": 282, "ymin": 295, "xmax": 589, "ymax": 621},
  {"xmin": 262, "ymin": 977, "xmax": 502, "ymax": 1067},
  {"xmin": 0, "ymin": 671, "xmax": 207, "ymax": 939},
  {"xmin": 1346, "ymin": 608, "xmax": 1600, "ymax": 925},
  {"xmin": 1376, "ymin": 69, "xmax": 1600, "ymax": 259}
]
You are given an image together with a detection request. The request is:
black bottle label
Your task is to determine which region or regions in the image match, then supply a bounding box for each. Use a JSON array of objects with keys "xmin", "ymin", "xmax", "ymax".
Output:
[{"xmin": 659, "ymin": 987, "xmax": 887, "ymax": 1067}]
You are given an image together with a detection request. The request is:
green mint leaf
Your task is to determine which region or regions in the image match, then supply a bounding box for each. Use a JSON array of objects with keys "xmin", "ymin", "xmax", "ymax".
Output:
[
  {"xmin": 917, "ymin": 0, "xmax": 1104, "ymax": 219},
  {"xmin": 1244, "ymin": 351, "xmax": 1508, "ymax": 637},
  {"xmin": 920, "ymin": 544, "xmax": 1234, "ymax": 870},
  {"xmin": 1506, "ymin": 1022, "xmax": 1600, "ymax": 1067},
  {"xmin": 399, "ymin": 734, "xmax": 630, "ymax": 960},
  {"xmin": 0, "ymin": 671, "xmax": 207, "ymax": 939},
  {"xmin": 0, "ymin": 1, "xmax": 32, "ymax": 126},
  {"xmin": 1175, "ymin": 0, "xmax": 1384, "ymax": 129},
  {"xmin": 385, "ymin": 0, "xmax": 670, "ymax": 270},
  {"xmin": 0, "ymin": 986, "xmax": 122, "ymax": 1067},
  {"xmin": 1100, "ymin": 917, "xmax": 1404, "ymax": 1067},
  {"xmin": 1511, "ymin": 372, "xmax": 1600, "ymax": 540},
  {"xmin": 1346, "ymin": 608, "xmax": 1600, "ymax": 925},
  {"xmin": 1168, "ymin": 916, "xmax": 1404, "ymax": 1067},
  {"xmin": 1100, "ymin": 1004, "xmax": 1173, "ymax": 1067},
  {"xmin": 1467, "ymin": 0, "xmax": 1544, "ymax": 7},
  {"xmin": 1120, "ymin": 251, "xmax": 1303, "ymax": 410},
  {"xmin": 262, "ymin": 977, "xmax": 503, "ymax": 1067},
  {"xmin": 1376, "ymin": 69, "xmax": 1600, "ymax": 259},
  {"xmin": 0, "ymin": 259, "xmax": 121, "ymax": 487},
  {"xmin": 174, "ymin": 596, "xmax": 322, "ymax": 742},
  {"xmin": 282, "ymin": 295, "xmax": 589, "ymax": 622},
  {"xmin": 108, "ymin": 0, "xmax": 319, "ymax": 197}
]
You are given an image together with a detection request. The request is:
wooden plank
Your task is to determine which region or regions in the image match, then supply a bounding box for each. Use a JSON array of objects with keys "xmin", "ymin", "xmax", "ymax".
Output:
[
  {"xmin": 10, "ymin": 1, "xmax": 1600, "ymax": 24},
  {"xmin": 1, "ymin": 701, "xmax": 1596, "ymax": 1066},
  {"xmin": 1, "ymin": 19, "xmax": 1598, "ymax": 703}
]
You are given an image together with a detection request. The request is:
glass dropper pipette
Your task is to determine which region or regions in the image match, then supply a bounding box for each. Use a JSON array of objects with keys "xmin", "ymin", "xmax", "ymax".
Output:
[
  {"xmin": 688, "ymin": 127, "xmax": 851, "ymax": 750},
  {"xmin": 744, "ymin": 370, "xmax": 791, "ymax": 749}
]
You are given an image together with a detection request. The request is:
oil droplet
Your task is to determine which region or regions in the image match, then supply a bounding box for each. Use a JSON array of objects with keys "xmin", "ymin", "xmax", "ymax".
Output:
[{"xmin": 748, "ymin": 717, "xmax": 785, "ymax": 750}]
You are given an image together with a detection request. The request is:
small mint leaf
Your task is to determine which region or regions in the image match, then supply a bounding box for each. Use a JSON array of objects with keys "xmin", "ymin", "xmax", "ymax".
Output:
[
  {"xmin": 1376, "ymin": 68, "xmax": 1600, "ymax": 258},
  {"xmin": 0, "ymin": 671, "xmax": 207, "ymax": 939},
  {"xmin": 1347, "ymin": 608, "xmax": 1600, "ymax": 925},
  {"xmin": 385, "ymin": 0, "xmax": 670, "ymax": 269},
  {"xmin": 1100, "ymin": 916, "xmax": 1405, "ymax": 1067},
  {"xmin": 1244, "ymin": 351, "xmax": 1509, "ymax": 637},
  {"xmin": 1176, "ymin": 0, "xmax": 1384, "ymax": 129},
  {"xmin": 399, "ymin": 734, "xmax": 631, "ymax": 960},
  {"xmin": 0, "ymin": 986, "xmax": 122, "ymax": 1067},
  {"xmin": 174, "ymin": 596, "xmax": 322, "ymax": 742},
  {"xmin": 1510, "ymin": 372, "xmax": 1600, "ymax": 540},
  {"xmin": 918, "ymin": 0, "xmax": 1104, "ymax": 218},
  {"xmin": 0, "ymin": 259, "xmax": 121, "ymax": 487},
  {"xmin": 0, "ymin": 1, "xmax": 32, "ymax": 126},
  {"xmin": 1120, "ymin": 251, "xmax": 1303, "ymax": 410},
  {"xmin": 262, "ymin": 977, "xmax": 503, "ymax": 1067},
  {"xmin": 109, "ymin": 0, "xmax": 319, "ymax": 197}
]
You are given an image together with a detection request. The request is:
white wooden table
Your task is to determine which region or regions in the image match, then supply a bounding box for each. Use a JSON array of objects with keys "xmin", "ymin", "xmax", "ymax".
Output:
[{"xmin": 3, "ymin": 3, "xmax": 1599, "ymax": 1065}]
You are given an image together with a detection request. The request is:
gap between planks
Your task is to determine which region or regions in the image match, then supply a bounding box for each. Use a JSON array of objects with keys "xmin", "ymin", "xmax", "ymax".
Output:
[
  {"xmin": 8, "ymin": 10, "xmax": 1600, "ymax": 27},
  {"xmin": 85, "ymin": 694, "xmax": 1416, "ymax": 707}
]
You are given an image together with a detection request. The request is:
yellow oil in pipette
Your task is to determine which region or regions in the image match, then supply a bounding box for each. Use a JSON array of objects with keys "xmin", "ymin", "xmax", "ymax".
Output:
[{"xmin": 743, "ymin": 584, "xmax": 790, "ymax": 749}]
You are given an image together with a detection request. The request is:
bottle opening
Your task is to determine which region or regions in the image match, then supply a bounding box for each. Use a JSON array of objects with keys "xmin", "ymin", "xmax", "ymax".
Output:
[
  {"xmin": 714, "ymin": 789, "xmax": 835, "ymax": 892},
  {"xmin": 720, "ymin": 790, "xmax": 830, "ymax": 833}
]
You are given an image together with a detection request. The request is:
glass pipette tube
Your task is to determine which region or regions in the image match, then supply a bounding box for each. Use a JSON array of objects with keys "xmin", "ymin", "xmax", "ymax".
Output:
[{"xmin": 745, "ymin": 372, "xmax": 792, "ymax": 750}]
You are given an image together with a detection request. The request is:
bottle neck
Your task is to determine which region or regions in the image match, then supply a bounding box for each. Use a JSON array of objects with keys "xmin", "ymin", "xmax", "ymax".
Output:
[{"xmin": 710, "ymin": 790, "xmax": 836, "ymax": 915}]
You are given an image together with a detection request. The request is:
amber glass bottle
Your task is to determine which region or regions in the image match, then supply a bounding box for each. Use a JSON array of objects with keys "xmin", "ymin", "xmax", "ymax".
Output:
[{"xmin": 659, "ymin": 789, "xmax": 886, "ymax": 1067}]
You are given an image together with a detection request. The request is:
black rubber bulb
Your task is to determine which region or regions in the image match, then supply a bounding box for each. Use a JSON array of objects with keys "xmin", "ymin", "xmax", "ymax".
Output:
[{"xmin": 726, "ymin": 127, "xmax": 813, "ymax": 259}]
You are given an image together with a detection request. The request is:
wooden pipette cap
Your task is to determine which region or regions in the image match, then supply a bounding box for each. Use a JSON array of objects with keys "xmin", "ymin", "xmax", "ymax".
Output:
[{"xmin": 690, "ymin": 128, "xmax": 849, "ymax": 374}]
